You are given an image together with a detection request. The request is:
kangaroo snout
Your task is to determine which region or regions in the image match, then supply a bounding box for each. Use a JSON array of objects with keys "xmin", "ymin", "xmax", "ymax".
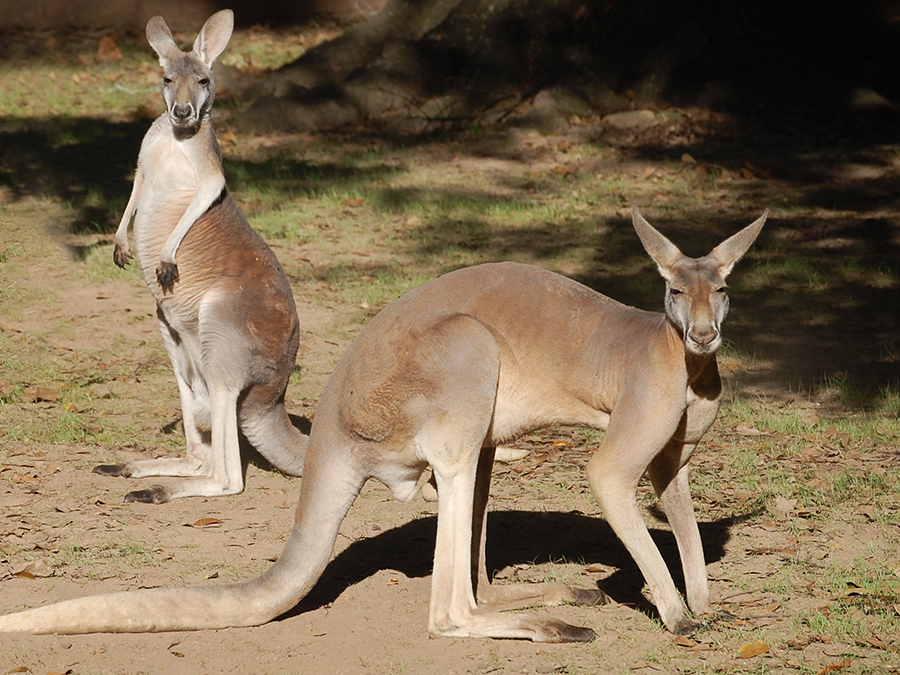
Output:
[
  {"xmin": 687, "ymin": 325, "xmax": 719, "ymax": 352},
  {"xmin": 172, "ymin": 103, "xmax": 194, "ymax": 121}
]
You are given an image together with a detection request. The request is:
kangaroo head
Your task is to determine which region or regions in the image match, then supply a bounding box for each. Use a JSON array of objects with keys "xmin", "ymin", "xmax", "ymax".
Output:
[
  {"xmin": 145, "ymin": 10, "xmax": 234, "ymax": 136},
  {"xmin": 631, "ymin": 206, "xmax": 767, "ymax": 357}
]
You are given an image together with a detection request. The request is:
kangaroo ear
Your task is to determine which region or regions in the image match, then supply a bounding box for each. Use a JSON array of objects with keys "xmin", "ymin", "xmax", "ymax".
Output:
[
  {"xmin": 146, "ymin": 16, "xmax": 180, "ymax": 66},
  {"xmin": 709, "ymin": 209, "xmax": 768, "ymax": 278},
  {"xmin": 193, "ymin": 9, "xmax": 234, "ymax": 66},
  {"xmin": 631, "ymin": 205, "xmax": 683, "ymax": 281}
]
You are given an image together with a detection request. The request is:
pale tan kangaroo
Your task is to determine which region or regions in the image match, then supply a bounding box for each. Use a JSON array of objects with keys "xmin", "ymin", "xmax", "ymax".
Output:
[
  {"xmin": 95, "ymin": 10, "xmax": 309, "ymax": 502},
  {"xmin": 0, "ymin": 207, "xmax": 766, "ymax": 638}
]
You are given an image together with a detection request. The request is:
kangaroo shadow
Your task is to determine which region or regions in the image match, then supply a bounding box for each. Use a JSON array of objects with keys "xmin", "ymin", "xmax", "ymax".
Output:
[{"xmin": 282, "ymin": 508, "xmax": 753, "ymax": 625}]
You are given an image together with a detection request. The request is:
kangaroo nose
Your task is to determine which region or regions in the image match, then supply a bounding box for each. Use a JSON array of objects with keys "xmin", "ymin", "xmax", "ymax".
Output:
[
  {"xmin": 690, "ymin": 329, "xmax": 716, "ymax": 346},
  {"xmin": 173, "ymin": 104, "xmax": 192, "ymax": 120}
]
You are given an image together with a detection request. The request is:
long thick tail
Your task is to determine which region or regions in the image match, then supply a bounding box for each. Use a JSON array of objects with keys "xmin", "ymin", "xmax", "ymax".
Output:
[
  {"xmin": 240, "ymin": 398, "xmax": 309, "ymax": 477},
  {"xmin": 0, "ymin": 438, "xmax": 363, "ymax": 635}
]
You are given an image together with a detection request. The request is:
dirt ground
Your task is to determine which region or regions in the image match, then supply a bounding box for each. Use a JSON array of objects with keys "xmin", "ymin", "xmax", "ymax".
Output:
[{"xmin": 2, "ymin": 59, "xmax": 900, "ymax": 674}]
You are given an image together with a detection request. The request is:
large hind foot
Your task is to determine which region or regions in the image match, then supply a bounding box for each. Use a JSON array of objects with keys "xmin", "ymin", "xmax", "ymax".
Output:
[
  {"xmin": 124, "ymin": 486, "xmax": 170, "ymax": 504},
  {"xmin": 93, "ymin": 463, "xmax": 133, "ymax": 478}
]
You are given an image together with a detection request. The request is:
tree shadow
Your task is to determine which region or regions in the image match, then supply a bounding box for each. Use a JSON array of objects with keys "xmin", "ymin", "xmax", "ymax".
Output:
[
  {"xmin": 280, "ymin": 508, "xmax": 751, "ymax": 627},
  {"xmin": 0, "ymin": 115, "xmax": 402, "ymax": 242}
]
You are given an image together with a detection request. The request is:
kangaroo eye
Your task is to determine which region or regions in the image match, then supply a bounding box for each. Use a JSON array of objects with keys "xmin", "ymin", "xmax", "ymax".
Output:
[
  {"xmin": 198, "ymin": 78, "xmax": 210, "ymax": 86},
  {"xmin": 162, "ymin": 76, "xmax": 172, "ymax": 84},
  {"xmin": 670, "ymin": 288, "xmax": 684, "ymax": 296},
  {"xmin": 716, "ymin": 287, "xmax": 727, "ymax": 294}
]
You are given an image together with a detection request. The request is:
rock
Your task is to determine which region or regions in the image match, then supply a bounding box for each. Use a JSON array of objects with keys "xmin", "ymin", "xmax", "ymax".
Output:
[{"xmin": 603, "ymin": 109, "xmax": 660, "ymax": 131}]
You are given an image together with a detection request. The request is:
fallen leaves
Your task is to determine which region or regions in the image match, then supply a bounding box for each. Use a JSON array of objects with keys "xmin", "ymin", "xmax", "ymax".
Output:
[
  {"xmin": 738, "ymin": 640, "xmax": 770, "ymax": 659},
  {"xmin": 189, "ymin": 517, "xmax": 224, "ymax": 529},
  {"xmin": 12, "ymin": 559, "xmax": 55, "ymax": 579},
  {"xmin": 21, "ymin": 386, "xmax": 60, "ymax": 403},
  {"xmin": 817, "ymin": 658, "xmax": 851, "ymax": 674}
]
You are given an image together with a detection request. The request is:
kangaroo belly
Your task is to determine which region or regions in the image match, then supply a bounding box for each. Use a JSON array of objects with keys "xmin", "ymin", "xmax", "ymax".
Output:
[{"xmin": 133, "ymin": 184, "xmax": 194, "ymax": 289}]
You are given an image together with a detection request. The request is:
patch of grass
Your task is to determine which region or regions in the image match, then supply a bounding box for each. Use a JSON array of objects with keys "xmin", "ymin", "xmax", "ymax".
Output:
[{"xmin": 51, "ymin": 536, "xmax": 161, "ymax": 580}]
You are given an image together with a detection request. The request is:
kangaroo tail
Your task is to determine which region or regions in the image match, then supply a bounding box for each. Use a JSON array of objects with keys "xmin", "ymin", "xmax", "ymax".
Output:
[
  {"xmin": 240, "ymin": 397, "xmax": 309, "ymax": 477},
  {"xmin": 0, "ymin": 438, "xmax": 362, "ymax": 635}
]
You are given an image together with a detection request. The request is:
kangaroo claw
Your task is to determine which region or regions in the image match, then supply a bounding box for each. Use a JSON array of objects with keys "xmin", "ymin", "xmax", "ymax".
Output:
[{"xmin": 157, "ymin": 261, "xmax": 179, "ymax": 290}]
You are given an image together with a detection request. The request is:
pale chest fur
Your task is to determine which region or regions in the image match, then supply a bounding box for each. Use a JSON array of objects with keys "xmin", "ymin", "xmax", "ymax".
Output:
[
  {"xmin": 134, "ymin": 120, "xmax": 197, "ymax": 276},
  {"xmin": 678, "ymin": 374, "xmax": 723, "ymax": 445},
  {"xmin": 132, "ymin": 121, "xmax": 200, "ymax": 303}
]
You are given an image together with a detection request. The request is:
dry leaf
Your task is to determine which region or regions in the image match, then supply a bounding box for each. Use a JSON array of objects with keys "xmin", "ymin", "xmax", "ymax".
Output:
[
  {"xmin": 13, "ymin": 559, "xmax": 55, "ymax": 578},
  {"xmin": 23, "ymin": 386, "xmax": 59, "ymax": 403},
  {"xmin": 673, "ymin": 634, "xmax": 695, "ymax": 647},
  {"xmin": 774, "ymin": 496, "xmax": 797, "ymax": 515},
  {"xmin": 738, "ymin": 640, "xmax": 770, "ymax": 659},
  {"xmin": 816, "ymin": 658, "xmax": 851, "ymax": 675},
  {"xmin": 191, "ymin": 517, "xmax": 224, "ymax": 528},
  {"xmin": 865, "ymin": 637, "xmax": 889, "ymax": 650},
  {"xmin": 843, "ymin": 582, "xmax": 870, "ymax": 596},
  {"xmin": 735, "ymin": 424, "xmax": 763, "ymax": 436},
  {"xmin": 5, "ymin": 668, "xmax": 30, "ymax": 674}
]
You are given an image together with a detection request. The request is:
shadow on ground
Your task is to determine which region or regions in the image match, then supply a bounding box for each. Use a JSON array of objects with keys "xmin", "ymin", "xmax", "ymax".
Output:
[{"xmin": 281, "ymin": 508, "xmax": 749, "ymax": 627}]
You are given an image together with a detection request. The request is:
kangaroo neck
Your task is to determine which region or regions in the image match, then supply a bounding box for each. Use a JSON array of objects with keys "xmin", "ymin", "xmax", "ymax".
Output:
[
  {"xmin": 170, "ymin": 112, "xmax": 209, "ymax": 141},
  {"xmin": 664, "ymin": 320, "xmax": 717, "ymax": 385}
]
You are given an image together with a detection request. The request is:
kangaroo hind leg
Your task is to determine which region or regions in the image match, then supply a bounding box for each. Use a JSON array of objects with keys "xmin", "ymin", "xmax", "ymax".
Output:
[
  {"xmin": 423, "ymin": 315, "xmax": 595, "ymax": 642},
  {"xmin": 95, "ymin": 304, "xmax": 247, "ymax": 503},
  {"xmin": 93, "ymin": 310, "xmax": 215, "ymax": 495},
  {"xmin": 472, "ymin": 447, "xmax": 609, "ymax": 613}
]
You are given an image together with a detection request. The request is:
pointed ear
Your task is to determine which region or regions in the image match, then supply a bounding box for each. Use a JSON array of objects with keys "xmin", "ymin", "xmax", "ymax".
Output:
[
  {"xmin": 709, "ymin": 209, "xmax": 768, "ymax": 277},
  {"xmin": 631, "ymin": 205, "xmax": 683, "ymax": 281},
  {"xmin": 192, "ymin": 9, "xmax": 234, "ymax": 66},
  {"xmin": 145, "ymin": 15, "xmax": 180, "ymax": 65}
]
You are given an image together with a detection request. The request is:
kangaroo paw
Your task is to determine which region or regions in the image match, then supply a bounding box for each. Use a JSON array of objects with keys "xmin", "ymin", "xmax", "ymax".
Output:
[
  {"xmin": 672, "ymin": 617, "xmax": 702, "ymax": 635},
  {"xmin": 570, "ymin": 587, "xmax": 611, "ymax": 606},
  {"xmin": 156, "ymin": 262, "xmax": 179, "ymax": 291},
  {"xmin": 113, "ymin": 243, "xmax": 132, "ymax": 269},
  {"xmin": 543, "ymin": 620, "xmax": 597, "ymax": 643},
  {"xmin": 92, "ymin": 463, "xmax": 133, "ymax": 478},
  {"xmin": 124, "ymin": 486, "xmax": 170, "ymax": 504}
]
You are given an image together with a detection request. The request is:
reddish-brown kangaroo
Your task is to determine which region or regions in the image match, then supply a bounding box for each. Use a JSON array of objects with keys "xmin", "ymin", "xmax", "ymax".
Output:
[{"xmin": 94, "ymin": 10, "xmax": 309, "ymax": 502}]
